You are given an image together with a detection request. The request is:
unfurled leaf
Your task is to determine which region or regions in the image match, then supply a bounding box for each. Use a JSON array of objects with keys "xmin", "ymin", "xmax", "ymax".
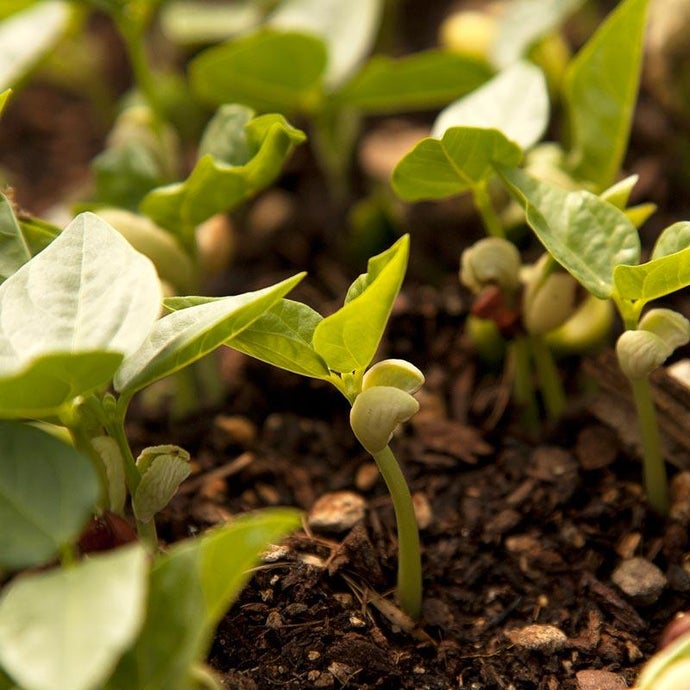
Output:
[
  {"xmin": 335, "ymin": 50, "xmax": 492, "ymax": 113},
  {"xmin": 431, "ymin": 61, "xmax": 549, "ymax": 149},
  {"xmin": 115, "ymin": 273, "xmax": 304, "ymax": 394},
  {"xmin": 0, "ymin": 1, "xmax": 72, "ymax": 90},
  {"xmin": 490, "ymin": 0, "xmax": 584, "ymax": 68},
  {"xmin": 0, "ymin": 421, "xmax": 100, "ymax": 569},
  {"xmin": 268, "ymin": 0, "xmax": 383, "ymax": 89},
  {"xmin": 563, "ymin": 0, "xmax": 649, "ymax": 189},
  {"xmin": 651, "ymin": 222, "xmax": 690, "ymax": 259},
  {"xmin": 141, "ymin": 107, "xmax": 305, "ymax": 237},
  {"xmin": 392, "ymin": 127, "xmax": 521, "ymax": 202},
  {"xmin": 614, "ymin": 247, "xmax": 690, "ymax": 305},
  {"xmin": 0, "ymin": 545, "xmax": 147, "ymax": 690},
  {"xmin": 0, "ymin": 193, "xmax": 30, "ymax": 283},
  {"xmin": 0, "ymin": 212, "xmax": 161, "ymax": 376},
  {"xmin": 107, "ymin": 510, "xmax": 300, "ymax": 690},
  {"xmin": 189, "ymin": 29, "xmax": 327, "ymax": 113},
  {"xmin": 498, "ymin": 166, "xmax": 640, "ymax": 298},
  {"xmin": 91, "ymin": 436, "xmax": 127, "ymax": 515},
  {"xmin": 225, "ymin": 299, "xmax": 330, "ymax": 379},
  {"xmin": 312, "ymin": 235, "xmax": 408, "ymax": 373}
]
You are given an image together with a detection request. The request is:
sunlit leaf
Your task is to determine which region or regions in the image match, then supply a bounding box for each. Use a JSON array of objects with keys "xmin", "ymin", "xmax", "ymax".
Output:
[
  {"xmin": 563, "ymin": 0, "xmax": 649, "ymax": 189},
  {"xmin": 115, "ymin": 273, "xmax": 304, "ymax": 394},
  {"xmin": 0, "ymin": 421, "xmax": 100, "ymax": 569},
  {"xmin": 0, "ymin": 1, "xmax": 72, "ymax": 90},
  {"xmin": 312, "ymin": 235, "xmax": 408, "ymax": 373},
  {"xmin": 189, "ymin": 29, "xmax": 327, "ymax": 113},
  {"xmin": 651, "ymin": 222, "xmax": 690, "ymax": 259},
  {"xmin": 133, "ymin": 448, "xmax": 191, "ymax": 523},
  {"xmin": 0, "ymin": 545, "xmax": 147, "ymax": 690},
  {"xmin": 0, "ymin": 89, "xmax": 10, "ymax": 115},
  {"xmin": 392, "ymin": 127, "xmax": 521, "ymax": 202},
  {"xmin": 0, "ymin": 212, "xmax": 160, "ymax": 371},
  {"xmin": 268, "ymin": 0, "xmax": 383, "ymax": 89},
  {"xmin": 614, "ymin": 247, "xmax": 690, "ymax": 305},
  {"xmin": 431, "ymin": 60, "xmax": 549, "ymax": 149},
  {"xmin": 225, "ymin": 299, "xmax": 330, "ymax": 379},
  {"xmin": 498, "ymin": 165, "xmax": 640, "ymax": 298},
  {"xmin": 107, "ymin": 510, "xmax": 300, "ymax": 690},
  {"xmin": 335, "ymin": 50, "xmax": 492, "ymax": 113}
]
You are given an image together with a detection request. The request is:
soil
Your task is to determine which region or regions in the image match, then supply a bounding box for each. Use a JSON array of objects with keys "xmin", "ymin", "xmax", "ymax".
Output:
[{"xmin": 3, "ymin": 2, "xmax": 690, "ymax": 689}]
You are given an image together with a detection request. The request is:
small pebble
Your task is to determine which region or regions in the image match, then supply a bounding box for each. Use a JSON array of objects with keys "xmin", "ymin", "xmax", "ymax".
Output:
[
  {"xmin": 355, "ymin": 462, "xmax": 379, "ymax": 491},
  {"xmin": 505, "ymin": 624, "xmax": 568, "ymax": 653},
  {"xmin": 308, "ymin": 491, "xmax": 366, "ymax": 532},
  {"xmin": 612, "ymin": 557, "xmax": 667, "ymax": 604},
  {"xmin": 575, "ymin": 669, "xmax": 628, "ymax": 690},
  {"xmin": 670, "ymin": 471, "xmax": 690, "ymax": 524},
  {"xmin": 576, "ymin": 425, "xmax": 618, "ymax": 470},
  {"xmin": 413, "ymin": 492, "xmax": 433, "ymax": 530},
  {"xmin": 213, "ymin": 414, "xmax": 257, "ymax": 447}
]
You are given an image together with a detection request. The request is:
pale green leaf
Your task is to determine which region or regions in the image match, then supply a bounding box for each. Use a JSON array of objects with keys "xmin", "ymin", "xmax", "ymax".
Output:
[
  {"xmin": 0, "ymin": 545, "xmax": 147, "ymax": 690},
  {"xmin": 614, "ymin": 247, "xmax": 690, "ymax": 305},
  {"xmin": 0, "ymin": 421, "xmax": 100, "ymax": 569},
  {"xmin": 114, "ymin": 273, "xmax": 304, "ymax": 394},
  {"xmin": 189, "ymin": 29, "xmax": 327, "ymax": 113},
  {"xmin": 563, "ymin": 0, "xmax": 649, "ymax": 189},
  {"xmin": 0, "ymin": 1, "xmax": 72, "ymax": 90},
  {"xmin": 141, "ymin": 109, "xmax": 305, "ymax": 235},
  {"xmin": 392, "ymin": 127, "xmax": 521, "ymax": 202},
  {"xmin": 0, "ymin": 3, "xmax": 40, "ymax": 21},
  {"xmin": 652, "ymin": 222, "xmax": 690, "ymax": 259},
  {"xmin": 91, "ymin": 436, "xmax": 127, "ymax": 515},
  {"xmin": 225, "ymin": 299, "xmax": 330, "ymax": 379},
  {"xmin": 312, "ymin": 235, "xmax": 408, "ymax": 373},
  {"xmin": 600, "ymin": 174, "xmax": 639, "ymax": 209},
  {"xmin": 498, "ymin": 166, "xmax": 640, "ymax": 298},
  {"xmin": 133, "ymin": 452, "xmax": 191, "ymax": 523},
  {"xmin": 0, "ymin": 193, "xmax": 30, "ymax": 283},
  {"xmin": 107, "ymin": 510, "xmax": 300, "ymax": 690},
  {"xmin": 491, "ymin": 0, "xmax": 584, "ymax": 68},
  {"xmin": 0, "ymin": 351, "xmax": 123, "ymax": 419},
  {"xmin": 432, "ymin": 61, "xmax": 549, "ymax": 150},
  {"xmin": 0, "ymin": 212, "xmax": 161, "ymax": 377},
  {"xmin": 268, "ymin": 0, "xmax": 383, "ymax": 90},
  {"xmin": 335, "ymin": 50, "xmax": 492, "ymax": 113}
]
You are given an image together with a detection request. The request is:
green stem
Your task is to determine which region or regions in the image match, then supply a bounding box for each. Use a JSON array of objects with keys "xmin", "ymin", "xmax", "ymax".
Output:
[
  {"xmin": 510, "ymin": 336, "xmax": 540, "ymax": 436},
  {"xmin": 371, "ymin": 445, "xmax": 422, "ymax": 620},
  {"xmin": 630, "ymin": 376, "xmax": 669, "ymax": 515},
  {"xmin": 472, "ymin": 182, "xmax": 505, "ymax": 238},
  {"xmin": 529, "ymin": 334, "xmax": 566, "ymax": 422}
]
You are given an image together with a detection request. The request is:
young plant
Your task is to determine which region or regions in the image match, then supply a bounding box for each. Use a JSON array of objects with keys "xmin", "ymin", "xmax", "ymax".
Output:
[
  {"xmin": 187, "ymin": 0, "xmax": 493, "ymax": 197},
  {"xmin": 635, "ymin": 623, "xmax": 690, "ymax": 689},
  {"xmin": 498, "ymin": 165, "xmax": 690, "ymax": 515},
  {"xmin": 167, "ymin": 234, "xmax": 426, "ymax": 620}
]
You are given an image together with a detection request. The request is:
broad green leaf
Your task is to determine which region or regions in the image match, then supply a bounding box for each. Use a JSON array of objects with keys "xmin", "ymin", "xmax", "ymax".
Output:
[
  {"xmin": 114, "ymin": 273, "xmax": 304, "ymax": 394},
  {"xmin": 0, "ymin": 212, "xmax": 162, "ymax": 377},
  {"xmin": 0, "ymin": 421, "xmax": 100, "ymax": 569},
  {"xmin": 0, "ymin": 1, "xmax": 72, "ymax": 90},
  {"xmin": 18, "ymin": 216, "xmax": 60, "ymax": 255},
  {"xmin": 0, "ymin": 193, "xmax": 30, "ymax": 282},
  {"xmin": 0, "ymin": 544, "xmax": 147, "ymax": 690},
  {"xmin": 189, "ymin": 29, "xmax": 327, "ymax": 113},
  {"xmin": 225, "ymin": 299, "xmax": 330, "ymax": 379},
  {"xmin": 133, "ymin": 449, "xmax": 191, "ymax": 523},
  {"xmin": 392, "ymin": 127, "xmax": 521, "ymax": 202},
  {"xmin": 335, "ymin": 50, "xmax": 492, "ymax": 113},
  {"xmin": 491, "ymin": 0, "xmax": 584, "ymax": 68},
  {"xmin": 614, "ymin": 247, "xmax": 690, "ymax": 305},
  {"xmin": 652, "ymin": 222, "xmax": 690, "ymax": 259},
  {"xmin": 0, "ymin": 2, "xmax": 40, "ymax": 21},
  {"xmin": 0, "ymin": 351, "xmax": 123, "ymax": 419},
  {"xmin": 431, "ymin": 61, "xmax": 549, "ymax": 150},
  {"xmin": 312, "ymin": 235, "xmax": 408, "ymax": 373},
  {"xmin": 498, "ymin": 166, "xmax": 640, "ymax": 298},
  {"xmin": 268, "ymin": 0, "xmax": 383, "ymax": 90},
  {"xmin": 563, "ymin": 0, "xmax": 649, "ymax": 189},
  {"xmin": 140, "ymin": 109, "xmax": 305, "ymax": 237},
  {"xmin": 107, "ymin": 510, "xmax": 300, "ymax": 690}
]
